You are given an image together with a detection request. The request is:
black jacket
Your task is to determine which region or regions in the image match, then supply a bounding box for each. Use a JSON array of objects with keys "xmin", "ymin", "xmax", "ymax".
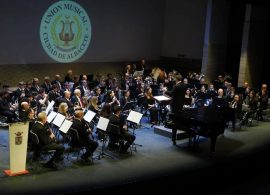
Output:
[
  {"xmin": 32, "ymin": 122, "xmax": 54, "ymax": 147},
  {"xmin": 166, "ymin": 82, "xmax": 186, "ymax": 113}
]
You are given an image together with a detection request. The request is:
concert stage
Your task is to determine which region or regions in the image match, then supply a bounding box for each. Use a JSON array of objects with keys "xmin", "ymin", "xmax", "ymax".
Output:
[{"xmin": 1, "ymin": 118, "xmax": 270, "ymax": 194}]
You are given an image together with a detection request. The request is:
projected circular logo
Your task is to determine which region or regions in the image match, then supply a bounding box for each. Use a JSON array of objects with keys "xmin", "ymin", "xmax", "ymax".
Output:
[{"xmin": 40, "ymin": 1, "xmax": 91, "ymax": 63}]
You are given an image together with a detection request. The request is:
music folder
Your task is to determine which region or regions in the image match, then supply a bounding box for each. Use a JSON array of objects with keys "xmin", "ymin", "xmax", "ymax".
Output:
[
  {"xmin": 133, "ymin": 70, "xmax": 144, "ymax": 77},
  {"xmin": 153, "ymin": 95, "xmax": 171, "ymax": 102},
  {"xmin": 127, "ymin": 110, "xmax": 143, "ymax": 124},
  {"xmin": 45, "ymin": 100, "xmax": 55, "ymax": 115},
  {"xmin": 83, "ymin": 110, "xmax": 96, "ymax": 123},
  {"xmin": 47, "ymin": 111, "xmax": 57, "ymax": 123},
  {"xmin": 97, "ymin": 117, "xmax": 109, "ymax": 131},
  {"xmin": 52, "ymin": 113, "xmax": 66, "ymax": 127},
  {"xmin": 59, "ymin": 119, "xmax": 73, "ymax": 134}
]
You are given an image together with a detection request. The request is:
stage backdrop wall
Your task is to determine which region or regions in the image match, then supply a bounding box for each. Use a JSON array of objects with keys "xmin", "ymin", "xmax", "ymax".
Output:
[
  {"xmin": 0, "ymin": 0, "xmax": 165, "ymax": 86},
  {"xmin": 0, "ymin": 0, "xmax": 165, "ymax": 64},
  {"xmin": 162, "ymin": 0, "xmax": 207, "ymax": 60},
  {"xmin": 0, "ymin": 0, "xmax": 210, "ymax": 86}
]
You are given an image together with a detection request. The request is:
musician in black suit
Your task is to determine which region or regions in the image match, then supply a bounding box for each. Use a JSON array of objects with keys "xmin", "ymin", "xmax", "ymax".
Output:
[
  {"xmin": 207, "ymin": 83, "xmax": 217, "ymax": 99},
  {"xmin": 51, "ymin": 74, "xmax": 63, "ymax": 91},
  {"xmin": 144, "ymin": 87, "xmax": 158, "ymax": 125},
  {"xmin": 76, "ymin": 79, "xmax": 90, "ymax": 97},
  {"xmin": 58, "ymin": 91, "xmax": 74, "ymax": 114},
  {"xmin": 27, "ymin": 108, "xmax": 36, "ymax": 131},
  {"xmin": 194, "ymin": 85, "xmax": 209, "ymax": 107},
  {"xmin": 64, "ymin": 69, "xmax": 73, "ymax": 83},
  {"xmin": 136, "ymin": 59, "xmax": 145, "ymax": 71},
  {"xmin": 71, "ymin": 110, "xmax": 98, "ymax": 162},
  {"xmin": 109, "ymin": 105, "xmax": 135, "ymax": 153},
  {"xmin": 105, "ymin": 90, "xmax": 120, "ymax": 110},
  {"xmin": 212, "ymin": 88, "xmax": 232, "ymax": 129},
  {"xmin": 36, "ymin": 88, "xmax": 49, "ymax": 113},
  {"xmin": 0, "ymin": 90, "xmax": 17, "ymax": 123},
  {"xmin": 71, "ymin": 89, "xmax": 85, "ymax": 109},
  {"xmin": 120, "ymin": 90, "xmax": 131, "ymax": 109},
  {"xmin": 165, "ymin": 74, "xmax": 186, "ymax": 114},
  {"xmin": 94, "ymin": 87, "xmax": 104, "ymax": 106},
  {"xmin": 87, "ymin": 96, "xmax": 100, "ymax": 125},
  {"xmin": 41, "ymin": 76, "xmax": 52, "ymax": 94},
  {"xmin": 30, "ymin": 78, "xmax": 40, "ymax": 94},
  {"xmin": 13, "ymin": 81, "xmax": 26, "ymax": 102},
  {"xmin": 48, "ymin": 84, "xmax": 61, "ymax": 102},
  {"xmin": 241, "ymin": 90, "xmax": 259, "ymax": 125},
  {"xmin": 212, "ymin": 88, "xmax": 229, "ymax": 109},
  {"xmin": 19, "ymin": 101, "xmax": 31, "ymax": 121},
  {"xmin": 229, "ymin": 94, "xmax": 242, "ymax": 129},
  {"xmin": 60, "ymin": 82, "xmax": 72, "ymax": 96},
  {"xmin": 165, "ymin": 74, "xmax": 186, "ymax": 145},
  {"xmin": 31, "ymin": 112, "xmax": 65, "ymax": 169},
  {"xmin": 257, "ymin": 84, "xmax": 269, "ymax": 121}
]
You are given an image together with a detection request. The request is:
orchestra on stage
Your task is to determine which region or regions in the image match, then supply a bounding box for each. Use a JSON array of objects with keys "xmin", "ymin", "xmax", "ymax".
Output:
[{"xmin": 0, "ymin": 59, "xmax": 269, "ymax": 168}]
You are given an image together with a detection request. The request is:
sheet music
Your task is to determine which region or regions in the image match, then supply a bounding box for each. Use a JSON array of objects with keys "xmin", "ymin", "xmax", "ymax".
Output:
[
  {"xmin": 154, "ymin": 95, "xmax": 171, "ymax": 102},
  {"xmin": 127, "ymin": 110, "xmax": 143, "ymax": 124},
  {"xmin": 59, "ymin": 119, "xmax": 73, "ymax": 134},
  {"xmin": 47, "ymin": 111, "xmax": 57, "ymax": 123},
  {"xmin": 133, "ymin": 70, "xmax": 144, "ymax": 77},
  {"xmin": 52, "ymin": 113, "xmax": 66, "ymax": 127},
  {"xmin": 45, "ymin": 100, "xmax": 55, "ymax": 115},
  {"xmin": 97, "ymin": 117, "xmax": 109, "ymax": 131},
  {"xmin": 83, "ymin": 110, "xmax": 96, "ymax": 123}
]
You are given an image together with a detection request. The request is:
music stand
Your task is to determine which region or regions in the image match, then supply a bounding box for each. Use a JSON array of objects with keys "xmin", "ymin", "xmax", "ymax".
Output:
[
  {"xmin": 47, "ymin": 111, "xmax": 57, "ymax": 123},
  {"xmin": 122, "ymin": 101, "xmax": 136, "ymax": 112},
  {"xmin": 126, "ymin": 111, "xmax": 143, "ymax": 151},
  {"xmin": 133, "ymin": 70, "xmax": 144, "ymax": 77},
  {"xmin": 52, "ymin": 113, "xmax": 66, "ymax": 127},
  {"xmin": 154, "ymin": 95, "xmax": 171, "ymax": 125},
  {"xmin": 59, "ymin": 119, "xmax": 73, "ymax": 134},
  {"xmin": 96, "ymin": 117, "xmax": 114, "ymax": 159},
  {"xmin": 50, "ymin": 112, "xmax": 65, "ymax": 138},
  {"xmin": 83, "ymin": 110, "xmax": 96, "ymax": 123},
  {"xmin": 46, "ymin": 100, "xmax": 55, "ymax": 115}
]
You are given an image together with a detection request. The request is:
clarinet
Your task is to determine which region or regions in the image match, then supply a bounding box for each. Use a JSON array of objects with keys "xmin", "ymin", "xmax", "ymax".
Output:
[
  {"xmin": 44, "ymin": 121, "xmax": 56, "ymax": 141},
  {"xmin": 83, "ymin": 119, "xmax": 95, "ymax": 140}
]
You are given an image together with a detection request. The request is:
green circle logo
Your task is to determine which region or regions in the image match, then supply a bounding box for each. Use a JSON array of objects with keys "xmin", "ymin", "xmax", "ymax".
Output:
[{"xmin": 40, "ymin": 0, "xmax": 91, "ymax": 63}]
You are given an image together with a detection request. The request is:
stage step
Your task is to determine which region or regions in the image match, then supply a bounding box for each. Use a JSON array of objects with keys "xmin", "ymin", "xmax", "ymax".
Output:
[{"xmin": 154, "ymin": 125, "xmax": 188, "ymax": 140}]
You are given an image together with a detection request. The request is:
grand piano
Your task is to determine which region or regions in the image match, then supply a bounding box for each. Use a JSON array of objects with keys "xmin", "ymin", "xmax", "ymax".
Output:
[{"xmin": 167, "ymin": 105, "xmax": 226, "ymax": 153}]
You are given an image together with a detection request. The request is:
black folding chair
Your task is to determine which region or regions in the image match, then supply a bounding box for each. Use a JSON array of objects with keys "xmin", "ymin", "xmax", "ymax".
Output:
[{"xmin": 28, "ymin": 130, "xmax": 56, "ymax": 168}]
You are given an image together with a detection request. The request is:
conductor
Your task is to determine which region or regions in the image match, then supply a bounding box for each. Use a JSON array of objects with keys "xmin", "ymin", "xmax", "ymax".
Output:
[
  {"xmin": 165, "ymin": 74, "xmax": 186, "ymax": 145},
  {"xmin": 165, "ymin": 74, "xmax": 186, "ymax": 114}
]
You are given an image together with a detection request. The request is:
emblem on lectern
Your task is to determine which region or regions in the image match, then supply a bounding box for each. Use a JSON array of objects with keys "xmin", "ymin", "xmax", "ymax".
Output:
[
  {"xmin": 40, "ymin": 0, "xmax": 91, "ymax": 63},
  {"xmin": 14, "ymin": 132, "xmax": 23, "ymax": 145}
]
